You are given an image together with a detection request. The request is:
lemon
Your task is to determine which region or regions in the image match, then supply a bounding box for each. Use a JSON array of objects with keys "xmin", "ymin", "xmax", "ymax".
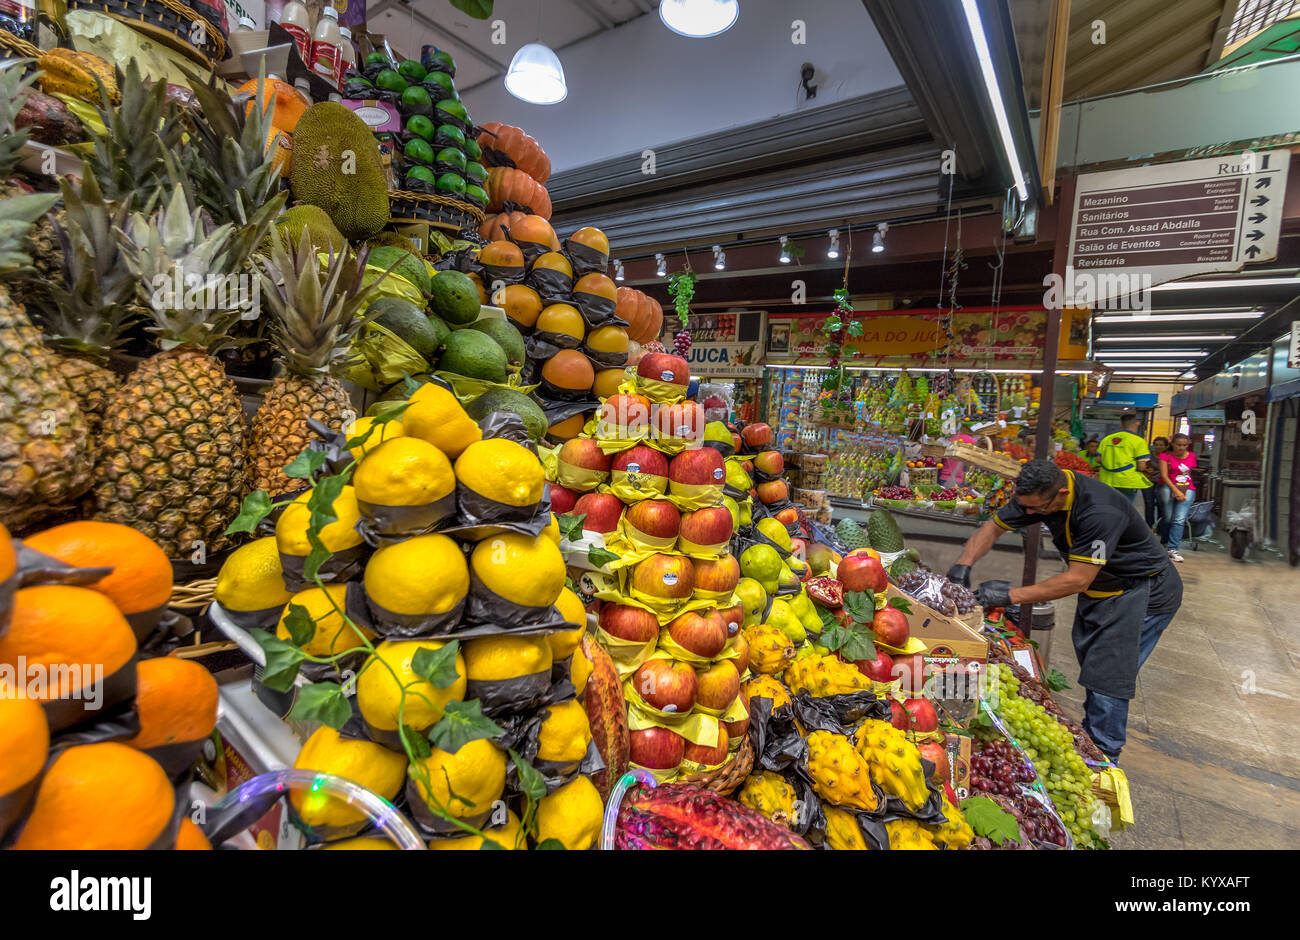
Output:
[
  {"xmin": 756, "ymin": 517, "xmax": 793, "ymax": 551},
  {"xmin": 353, "ymin": 437, "xmax": 455, "ymax": 506},
  {"xmin": 290, "ymin": 726, "xmax": 408, "ymax": 830},
  {"xmin": 429, "ymin": 809, "xmax": 524, "ymax": 850},
  {"xmin": 344, "ymin": 415, "xmax": 404, "ymax": 460},
  {"xmin": 356, "ymin": 639, "xmax": 467, "ymax": 732},
  {"xmin": 410, "ymin": 738, "xmax": 506, "ymax": 819},
  {"xmin": 454, "ymin": 438, "xmax": 545, "ymax": 507},
  {"xmin": 536, "ymin": 699, "xmax": 592, "ymax": 763},
  {"xmin": 469, "ymin": 532, "xmax": 564, "ymax": 608},
  {"xmin": 535, "ymin": 775, "xmax": 603, "ymax": 850},
  {"xmin": 541, "ymin": 513, "xmax": 561, "ymax": 545},
  {"xmin": 569, "ymin": 643, "xmax": 593, "ymax": 696},
  {"xmin": 364, "ymin": 534, "xmax": 468, "ymax": 616},
  {"xmin": 739, "ymin": 543, "xmax": 782, "ymax": 593},
  {"xmin": 215, "ymin": 536, "xmax": 293, "ymax": 612},
  {"xmin": 321, "ymin": 837, "xmax": 398, "ymax": 850},
  {"xmin": 403, "ymin": 383, "xmax": 482, "ymax": 459},
  {"xmin": 735, "ymin": 577, "xmax": 767, "ymax": 626},
  {"xmin": 547, "ymin": 586, "xmax": 587, "ymax": 659},
  {"xmin": 462, "ymin": 634, "xmax": 552, "ymax": 681},
  {"xmin": 276, "ymin": 486, "xmax": 363, "ymax": 557},
  {"xmin": 276, "ymin": 584, "xmax": 370, "ymax": 656}
]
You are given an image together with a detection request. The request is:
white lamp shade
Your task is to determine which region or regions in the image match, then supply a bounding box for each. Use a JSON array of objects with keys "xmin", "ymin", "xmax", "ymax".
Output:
[
  {"xmin": 505, "ymin": 42, "xmax": 567, "ymax": 104},
  {"xmin": 660, "ymin": 0, "xmax": 739, "ymax": 38}
]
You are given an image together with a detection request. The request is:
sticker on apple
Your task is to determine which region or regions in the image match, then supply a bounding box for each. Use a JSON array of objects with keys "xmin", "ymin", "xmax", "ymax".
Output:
[
  {"xmin": 662, "ymin": 572, "xmax": 678, "ymax": 586},
  {"xmin": 712, "ymin": 468, "xmax": 724, "ymax": 480},
  {"xmin": 660, "ymin": 371, "xmax": 674, "ymax": 381},
  {"xmin": 627, "ymin": 462, "xmax": 641, "ymax": 473}
]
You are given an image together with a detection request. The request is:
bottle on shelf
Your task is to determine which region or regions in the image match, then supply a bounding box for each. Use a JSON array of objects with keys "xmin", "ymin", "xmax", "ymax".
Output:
[
  {"xmin": 337, "ymin": 25, "xmax": 357, "ymax": 84},
  {"xmin": 279, "ymin": 0, "xmax": 313, "ymax": 65},
  {"xmin": 310, "ymin": 5, "xmax": 342, "ymax": 83}
]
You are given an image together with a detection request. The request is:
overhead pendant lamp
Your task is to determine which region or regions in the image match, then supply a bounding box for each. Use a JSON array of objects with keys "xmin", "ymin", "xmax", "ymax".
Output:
[
  {"xmin": 505, "ymin": 42, "xmax": 567, "ymax": 104},
  {"xmin": 660, "ymin": 0, "xmax": 739, "ymax": 38}
]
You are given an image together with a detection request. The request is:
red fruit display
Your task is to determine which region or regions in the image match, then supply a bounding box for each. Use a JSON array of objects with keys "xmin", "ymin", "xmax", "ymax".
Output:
[
  {"xmin": 741, "ymin": 423, "xmax": 772, "ymax": 448},
  {"xmin": 904, "ymin": 697, "xmax": 940, "ymax": 732},
  {"xmin": 668, "ymin": 448, "xmax": 725, "ymax": 487},
  {"xmin": 679, "ymin": 506, "xmax": 734, "ymax": 550},
  {"xmin": 628, "ymin": 728, "xmax": 687, "ymax": 770},
  {"xmin": 653, "ymin": 401, "xmax": 704, "ymax": 442},
  {"xmin": 630, "ymin": 553, "xmax": 696, "ymax": 600},
  {"xmin": 637, "ymin": 352, "xmax": 690, "ymax": 387},
  {"xmin": 716, "ymin": 602, "xmax": 744, "ymax": 637},
  {"xmin": 558, "ymin": 438, "xmax": 610, "ymax": 474},
  {"xmin": 615, "ymin": 783, "xmax": 811, "ymax": 849},
  {"xmin": 549, "ymin": 485, "xmax": 581, "ymax": 515},
  {"xmin": 893, "ymin": 652, "xmax": 927, "ymax": 694},
  {"xmin": 573, "ymin": 492, "xmax": 624, "ymax": 535},
  {"xmin": 753, "ymin": 451, "xmax": 784, "ymax": 475},
  {"xmin": 666, "ymin": 608, "xmax": 727, "ymax": 658},
  {"xmin": 805, "ymin": 577, "xmax": 844, "ymax": 608},
  {"xmin": 632, "ymin": 659, "xmax": 698, "ymax": 713},
  {"xmin": 889, "ymin": 699, "xmax": 910, "ymax": 731},
  {"xmin": 601, "ymin": 393, "xmax": 652, "ymax": 432},
  {"xmin": 729, "ymin": 631, "xmax": 750, "ymax": 675},
  {"xmin": 694, "ymin": 660, "xmax": 741, "ymax": 711},
  {"xmin": 624, "ymin": 499, "xmax": 681, "ymax": 541},
  {"xmin": 692, "ymin": 554, "xmax": 740, "ymax": 596},
  {"xmin": 838, "ymin": 553, "xmax": 887, "ymax": 593},
  {"xmin": 852, "ymin": 645, "xmax": 894, "ymax": 682},
  {"xmin": 917, "ymin": 740, "xmax": 950, "ymax": 785},
  {"xmin": 598, "ymin": 602, "xmax": 661, "ymax": 643},
  {"xmin": 580, "ymin": 633, "xmax": 629, "ymax": 799},
  {"xmin": 612, "ymin": 444, "xmax": 669, "ymax": 479},
  {"xmin": 871, "ymin": 606, "xmax": 910, "ymax": 648},
  {"xmin": 755, "ymin": 480, "xmax": 788, "ymax": 504},
  {"xmin": 682, "ymin": 725, "xmax": 729, "ymax": 766}
]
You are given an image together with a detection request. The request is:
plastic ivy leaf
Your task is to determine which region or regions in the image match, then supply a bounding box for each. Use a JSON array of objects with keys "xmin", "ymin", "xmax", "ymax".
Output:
[
  {"xmin": 557, "ymin": 513, "xmax": 587, "ymax": 542},
  {"xmin": 412, "ymin": 640, "xmax": 461, "ymax": 690},
  {"xmin": 509, "ymin": 748, "xmax": 547, "ymax": 801},
  {"xmin": 283, "ymin": 447, "xmax": 329, "ymax": 480},
  {"xmin": 587, "ymin": 546, "xmax": 620, "ymax": 569},
  {"xmin": 428, "ymin": 699, "xmax": 503, "ymax": 754},
  {"xmin": 304, "ymin": 472, "xmax": 346, "ymax": 581},
  {"xmin": 843, "ymin": 590, "xmax": 876, "ymax": 624},
  {"xmin": 959, "ymin": 795, "xmax": 1020, "ymax": 846},
  {"xmin": 248, "ymin": 628, "xmax": 305, "ymax": 693},
  {"xmin": 535, "ymin": 838, "xmax": 567, "ymax": 850},
  {"xmin": 888, "ymin": 596, "xmax": 914, "ymax": 615},
  {"xmin": 478, "ymin": 840, "xmax": 506, "ymax": 851},
  {"xmin": 225, "ymin": 490, "xmax": 273, "ymax": 535},
  {"xmin": 288, "ymin": 681, "xmax": 352, "ymax": 730},
  {"xmin": 824, "ymin": 316, "xmax": 842, "ymax": 333},
  {"xmin": 404, "ymin": 725, "xmax": 433, "ymax": 759},
  {"xmin": 281, "ymin": 603, "xmax": 316, "ymax": 648},
  {"xmin": 448, "ymin": 0, "xmax": 493, "ymax": 19},
  {"xmin": 847, "ymin": 320, "xmax": 864, "ymax": 338},
  {"xmin": 1044, "ymin": 668, "xmax": 1071, "ymax": 691}
]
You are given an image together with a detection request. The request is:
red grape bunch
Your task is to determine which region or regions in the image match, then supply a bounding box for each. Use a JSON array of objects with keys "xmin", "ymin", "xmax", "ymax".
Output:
[{"xmin": 673, "ymin": 330, "xmax": 692, "ymax": 356}]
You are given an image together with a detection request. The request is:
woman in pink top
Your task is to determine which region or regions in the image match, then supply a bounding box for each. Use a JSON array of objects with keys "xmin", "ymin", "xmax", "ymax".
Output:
[{"xmin": 1157, "ymin": 433, "xmax": 1197, "ymax": 561}]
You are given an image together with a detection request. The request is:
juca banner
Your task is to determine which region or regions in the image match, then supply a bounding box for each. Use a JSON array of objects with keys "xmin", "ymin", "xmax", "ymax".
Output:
[{"xmin": 767, "ymin": 306, "xmax": 1087, "ymax": 366}]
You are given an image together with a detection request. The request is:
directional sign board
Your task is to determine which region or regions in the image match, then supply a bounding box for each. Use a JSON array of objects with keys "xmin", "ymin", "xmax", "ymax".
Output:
[
  {"xmin": 1289, "ymin": 321, "xmax": 1300, "ymax": 371},
  {"xmin": 1066, "ymin": 150, "xmax": 1289, "ymax": 306}
]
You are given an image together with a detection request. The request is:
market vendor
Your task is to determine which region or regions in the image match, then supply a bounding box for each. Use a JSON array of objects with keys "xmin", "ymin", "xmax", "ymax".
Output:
[{"xmin": 947, "ymin": 459, "xmax": 1182, "ymax": 763}]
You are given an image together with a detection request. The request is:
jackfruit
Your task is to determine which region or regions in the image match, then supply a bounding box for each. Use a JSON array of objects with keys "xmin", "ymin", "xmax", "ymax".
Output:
[
  {"xmin": 783, "ymin": 654, "xmax": 872, "ymax": 697},
  {"xmin": 856, "ymin": 719, "xmax": 930, "ymax": 812},
  {"xmin": 806, "ymin": 730, "xmax": 878, "ymax": 812},
  {"xmin": 928, "ymin": 793, "xmax": 974, "ymax": 849},
  {"xmin": 742, "ymin": 623, "xmax": 795, "ymax": 676},
  {"xmin": 885, "ymin": 817, "xmax": 939, "ymax": 850},
  {"xmin": 742, "ymin": 674, "xmax": 791, "ymax": 710},
  {"xmin": 290, "ymin": 102, "xmax": 390, "ymax": 240},
  {"xmin": 737, "ymin": 772, "xmax": 798, "ymax": 828},
  {"xmin": 271, "ymin": 204, "xmax": 348, "ymax": 256},
  {"xmin": 822, "ymin": 805, "xmax": 871, "ymax": 850}
]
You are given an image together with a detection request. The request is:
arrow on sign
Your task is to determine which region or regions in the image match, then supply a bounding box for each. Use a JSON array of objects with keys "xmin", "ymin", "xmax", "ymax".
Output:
[
  {"xmin": 1246, "ymin": 230, "xmax": 1265, "ymax": 241},
  {"xmin": 1254, "ymin": 176, "xmax": 1272, "ymax": 190},
  {"xmin": 1251, "ymin": 195, "xmax": 1269, "ymax": 206},
  {"xmin": 1249, "ymin": 213, "xmax": 1266, "ymax": 223},
  {"xmin": 1244, "ymin": 244, "xmax": 1263, "ymax": 258}
]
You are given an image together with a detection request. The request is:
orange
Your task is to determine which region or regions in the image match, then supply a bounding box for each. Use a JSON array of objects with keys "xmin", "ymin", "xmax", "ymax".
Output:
[
  {"xmin": 127, "ymin": 656, "xmax": 219, "ymax": 749},
  {"xmin": 465, "ymin": 271, "xmax": 489, "ymax": 304},
  {"xmin": 175, "ymin": 817, "xmax": 212, "ymax": 850},
  {"xmin": 547, "ymin": 413, "xmax": 586, "ymax": 440},
  {"xmin": 510, "ymin": 215, "xmax": 558, "ymax": 250},
  {"xmin": 0, "ymin": 521, "xmax": 14, "ymax": 581},
  {"xmin": 0, "ymin": 586, "xmax": 137, "ymax": 699},
  {"xmin": 541, "ymin": 349, "xmax": 595, "ymax": 393},
  {"xmin": 569, "ymin": 226, "xmax": 609, "ymax": 256},
  {"xmin": 237, "ymin": 77, "xmax": 309, "ymax": 132},
  {"xmin": 535, "ymin": 303, "xmax": 585, "ymax": 342},
  {"xmin": 480, "ymin": 240, "xmax": 524, "ymax": 271},
  {"xmin": 586, "ymin": 325, "xmax": 629, "ymax": 355},
  {"xmin": 502, "ymin": 283, "xmax": 543, "ymax": 329},
  {"xmin": 573, "ymin": 273, "xmax": 617, "ymax": 303},
  {"xmin": 14, "ymin": 742, "xmax": 174, "ymax": 849},
  {"xmin": 532, "ymin": 251, "xmax": 573, "ymax": 278},
  {"xmin": 0, "ymin": 695, "xmax": 48, "ymax": 797},
  {"xmin": 592, "ymin": 367, "xmax": 624, "ymax": 400},
  {"xmin": 24, "ymin": 520, "xmax": 172, "ymax": 615}
]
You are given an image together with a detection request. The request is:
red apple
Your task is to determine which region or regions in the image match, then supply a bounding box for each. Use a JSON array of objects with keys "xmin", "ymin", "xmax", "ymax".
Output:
[
  {"xmin": 742, "ymin": 422, "xmax": 772, "ymax": 448},
  {"xmin": 692, "ymin": 555, "xmax": 740, "ymax": 595},
  {"xmin": 918, "ymin": 740, "xmax": 950, "ymax": 784},
  {"xmin": 871, "ymin": 605, "xmax": 910, "ymax": 648},
  {"xmin": 754, "ymin": 450, "xmax": 784, "ymax": 475},
  {"xmin": 666, "ymin": 608, "xmax": 727, "ymax": 658},
  {"xmin": 637, "ymin": 352, "xmax": 690, "ymax": 387},
  {"xmin": 549, "ymin": 485, "xmax": 581, "ymax": 515},
  {"xmin": 632, "ymin": 658, "xmax": 697, "ymax": 713},
  {"xmin": 653, "ymin": 400, "xmax": 704, "ymax": 442},
  {"xmin": 630, "ymin": 553, "xmax": 695, "ymax": 599},
  {"xmin": 668, "ymin": 448, "xmax": 725, "ymax": 487},
  {"xmin": 694, "ymin": 660, "xmax": 741, "ymax": 710},
  {"xmin": 682, "ymin": 723, "xmax": 729, "ymax": 766},
  {"xmin": 717, "ymin": 602, "xmax": 744, "ymax": 637},
  {"xmin": 598, "ymin": 602, "xmax": 660, "ymax": 643},
  {"xmin": 558, "ymin": 437, "xmax": 610, "ymax": 474},
  {"xmin": 755, "ymin": 479, "xmax": 788, "ymax": 504},
  {"xmin": 624, "ymin": 498, "xmax": 680, "ymax": 540},
  {"xmin": 612, "ymin": 443, "xmax": 669, "ymax": 480},
  {"xmin": 852, "ymin": 645, "xmax": 894, "ymax": 682},
  {"xmin": 838, "ymin": 554, "xmax": 887, "ymax": 593},
  {"xmin": 573, "ymin": 492, "xmax": 624, "ymax": 535},
  {"xmin": 600, "ymin": 393, "xmax": 652, "ymax": 432},
  {"xmin": 722, "ymin": 691, "xmax": 750, "ymax": 740},
  {"xmin": 679, "ymin": 506, "xmax": 734, "ymax": 550},
  {"xmin": 889, "ymin": 699, "xmax": 909, "ymax": 731},
  {"xmin": 728, "ymin": 631, "xmax": 750, "ymax": 674},
  {"xmin": 628, "ymin": 726, "xmax": 686, "ymax": 770},
  {"xmin": 904, "ymin": 697, "xmax": 939, "ymax": 733}
]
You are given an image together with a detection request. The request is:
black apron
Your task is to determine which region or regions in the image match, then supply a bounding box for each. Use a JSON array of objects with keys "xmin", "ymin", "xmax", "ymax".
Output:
[{"xmin": 1072, "ymin": 565, "xmax": 1182, "ymax": 699}]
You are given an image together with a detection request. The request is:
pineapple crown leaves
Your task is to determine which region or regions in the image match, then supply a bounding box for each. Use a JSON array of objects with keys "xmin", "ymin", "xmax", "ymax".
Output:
[
  {"xmin": 87, "ymin": 61, "xmax": 184, "ymax": 211},
  {"xmin": 0, "ymin": 192, "xmax": 60, "ymax": 277},
  {"xmin": 0, "ymin": 59, "xmax": 40, "ymax": 180}
]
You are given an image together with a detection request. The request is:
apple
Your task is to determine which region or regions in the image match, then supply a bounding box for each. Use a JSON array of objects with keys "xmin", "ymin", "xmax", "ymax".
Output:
[
  {"xmin": 904, "ymin": 697, "xmax": 939, "ymax": 733},
  {"xmin": 682, "ymin": 724, "xmax": 729, "ymax": 766},
  {"xmin": 637, "ymin": 351, "xmax": 690, "ymax": 387},
  {"xmin": 549, "ymin": 485, "xmax": 581, "ymax": 515},
  {"xmin": 679, "ymin": 506, "xmax": 734, "ymax": 550},
  {"xmin": 852, "ymin": 645, "xmax": 894, "ymax": 682},
  {"xmin": 918, "ymin": 740, "xmax": 950, "ymax": 784},
  {"xmin": 558, "ymin": 437, "xmax": 610, "ymax": 475},
  {"xmin": 668, "ymin": 448, "xmax": 725, "ymax": 488},
  {"xmin": 721, "ymin": 691, "xmax": 750, "ymax": 740},
  {"xmin": 692, "ymin": 555, "xmax": 740, "ymax": 596},
  {"xmin": 889, "ymin": 699, "xmax": 909, "ymax": 731},
  {"xmin": 742, "ymin": 460, "xmax": 755, "ymax": 477},
  {"xmin": 776, "ymin": 507, "xmax": 799, "ymax": 526},
  {"xmin": 755, "ymin": 480, "xmax": 788, "ymax": 504},
  {"xmin": 838, "ymin": 554, "xmax": 887, "ymax": 593},
  {"xmin": 728, "ymin": 630, "xmax": 750, "ymax": 675},
  {"xmin": 653, "ymin": 400, "xmax": 704, "ymax": 442},
  {"xmin": 632, "ymin": 658, "xmax": 698, "ymax": 713},
  {"xmin": 666, "ymin": 608, "xmax": 727, "ymax": 658},
  {"xmin": 628, "ymin": 726, "xmax": 686, "ymax": 770},
  {"xmin": 742, "ymin": 422, "xmax": 772, "ymax": 448},
  {"xmin": 612, "ymin": 443, "xmax": 669, "ymax": 478},
  {"xmin": 694, "ymin": 660, "xmax": 741, "ymax": 710},
  {"xmin": 871, "ymin": 605, "xmax": 910, "ymax": 648},
  {"xmin": 600, "ymin": 393, "xmax": 652, "ymax": 432},
  {"xmin": 573, "ymin": 492, "xmax": 624, "ymax": 535},
  {"xmin": 630, "ymin": 553, "xmax": 695, "ymax": 599},
  {"xmin": 754, "ymin": 450, "xmax": 784, "ymax": 475},
  {"xmin": 716, "ymin": 602, "xmax": 745, "ymax": 637},
  {"xmin": 598, "ymin": 602, "xmax": 660, "ymax": 643},
  {"xmin": 624, "ymin": 498, "xmax": 680, "ymax": 540}
]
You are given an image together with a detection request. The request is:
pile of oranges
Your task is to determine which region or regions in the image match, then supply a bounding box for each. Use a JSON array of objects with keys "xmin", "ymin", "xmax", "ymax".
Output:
[{"xmin": 0, "ymin": 521, "xmax": 218, "ymax": 850}]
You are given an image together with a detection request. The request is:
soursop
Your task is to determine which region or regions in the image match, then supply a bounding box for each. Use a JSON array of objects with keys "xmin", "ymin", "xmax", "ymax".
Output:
[
  {"xmin": 866, "ymin": 509, "xmax": 905, "ymax": 554},
  {"xmin": 836, "ymin": 518, "xmax": 870, "ymax": 551}
]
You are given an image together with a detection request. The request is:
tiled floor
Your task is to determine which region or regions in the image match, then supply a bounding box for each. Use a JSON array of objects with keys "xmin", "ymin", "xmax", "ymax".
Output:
[{"xmin": 896, "ymin": 519, "xmax": 1300, "ymax": 849}]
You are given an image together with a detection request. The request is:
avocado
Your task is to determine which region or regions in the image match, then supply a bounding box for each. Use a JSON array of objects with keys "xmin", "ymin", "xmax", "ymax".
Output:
[
  {"xmin": 437, "ymin": 148, "xmax": 467, "ymax": 172},
  {"xmin": 438, "ymin": 329, "xmax": 508, "ymax": 382},
  {"xmin": 428, "ymin": 270, "xmax": 482, "ymax": 325},
  {"xmin": 463, "ymin": 138, "xmax": 482, "ymax": 162},
  {"xmin": 465, "ymin": 162, "xmax": 486, "ymax": 185},
  {"xmin": 368, "ymin": 296, "xmax": 443, "ymax": 361},
  {"xmin": 464, "ymin": 184, "xmax": 488, "ymax": 207},
  {"xmin": 467, "ymin": 318, "xmax": 525, "ymax": 366},
  {"xmin": 368, "ymin": 246, "xmax": 431, "ymax": 294},
  {"xmin": 399, "ymin": 85, "xmax": 433, "ymax": 117},
  {"xmin": 366, "ymin": 52, "xmax": 391, "ymax": 67},
  {"xmin": 435, "ymin": 99, "xmax": 468, "ymax": 125},
  {"xmin": 397, "ymin": 59, "xmax": 427, "ymax": 82},
  {"xmin": 422, "ymin": 72, "xmax": 456, "ymax": 102},
  {"xmin": 436, "ymin": 172, "xmax": 466, "ymax": 195},
  {"xmin": 403, "ymin": 137, "xmax": 435, "ymax": 166},
  {"xmin": 375, "ymin": 69, "xmax": 408, "ymax": 93},
  {"xmin": 434, "ymin": 125, "xmax": 465, "ymax": 150},
  {"xmin": 406, "ymin": 166, "xmax": 436, "ymax": 187},
  {"xmin": 406, "ymin": 114, "xmax": 436, "ymax": 141},
  {"xmin": 465, "ymin": 389, "xmax": 548, "ymax": 441},
  {"xmin": 289, "ymin": 102, "xmax": 389, "ymax": 241}
]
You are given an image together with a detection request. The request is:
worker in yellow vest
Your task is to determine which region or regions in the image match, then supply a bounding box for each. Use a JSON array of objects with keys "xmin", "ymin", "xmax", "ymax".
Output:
[{"xmin": 1096, "ymin": 414, "xmax": 1152, "ymax": 514}]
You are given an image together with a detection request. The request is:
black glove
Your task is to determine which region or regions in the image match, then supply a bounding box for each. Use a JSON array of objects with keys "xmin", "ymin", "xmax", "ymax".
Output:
[
  {"xmin": 977, "ymin": 580, "xmax": 1013, "ymax": 610},
  {"xmin": 946, "ymin": 564, "xmax": 971, "ymax": 588}
]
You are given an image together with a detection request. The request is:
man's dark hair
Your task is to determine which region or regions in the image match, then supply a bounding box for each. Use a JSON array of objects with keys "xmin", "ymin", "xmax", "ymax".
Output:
[
  {"xmin": 1120, "ymin": 413, "xmax": 1140, "ymax": 428},
  {"xmin": 1172, "ymin": 432, "xmax": 1189, "ymax": 443},
  {"xmin": 1014, "ymin": 458, "xmax": 1068, "ymax": 497}
]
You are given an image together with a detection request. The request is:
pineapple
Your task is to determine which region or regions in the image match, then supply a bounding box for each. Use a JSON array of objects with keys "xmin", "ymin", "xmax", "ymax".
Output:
[
  {"xmin": 0, "ymin": 61, "xmax": 93, "ymax": 531},
  {"xmin": 93, "ymin": 185, "xmax": 281, "ymax": 558},
  {"xmin": 248, "ymin": 231, "xmax": 378, "ymax": 496},
  {"xmin": 85, "ymin": 60, "xmax": 182, "ymax": 212}
]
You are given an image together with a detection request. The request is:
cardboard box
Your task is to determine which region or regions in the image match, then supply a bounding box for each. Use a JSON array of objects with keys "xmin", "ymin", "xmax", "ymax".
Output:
[
  {"xmin": 887, "ymin": 584, "xmax": 988, "ymax": 709},
  {"xmin": 942, "ymin": 732, "xmax": 973, "ymax": 800}
]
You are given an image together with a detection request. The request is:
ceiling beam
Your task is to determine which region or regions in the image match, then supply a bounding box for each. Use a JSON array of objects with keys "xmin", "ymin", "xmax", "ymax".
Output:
[
  {"xmin": 569, "ymin": 0, "xmax": 617, "ymax": 30},
  {"xmin": 369, "ymin": 0, "xmax": 511, "ymax": 72}
]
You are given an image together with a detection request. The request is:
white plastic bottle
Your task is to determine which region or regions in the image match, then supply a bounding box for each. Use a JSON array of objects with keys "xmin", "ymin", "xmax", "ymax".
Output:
[
  {"xmin": 310, "ymin": 5, "xmax": 342, "ymax": 84},
  {"xmin": 278, "ymin": 0, "xmax": 312, "ymax": 65},
  {"xmin": 337, "ymin": 25, "xmax": 356, "ymax": 84}
]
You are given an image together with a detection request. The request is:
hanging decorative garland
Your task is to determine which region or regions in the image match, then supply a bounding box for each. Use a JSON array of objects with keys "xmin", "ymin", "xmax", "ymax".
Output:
[{"xmin": 667, "ymin": 268, "xmax": 696, "ymax": 356}]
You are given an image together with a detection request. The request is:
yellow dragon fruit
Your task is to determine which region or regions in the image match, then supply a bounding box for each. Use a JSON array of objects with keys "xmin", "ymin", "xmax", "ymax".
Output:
[
  {"xmin": 928, "ymin": 793, "xmax": 974, "ymax": 849},
  {"xmin": 742, "ymin": 674, "xmax": 791, "ymax": 709},
  {"xmin": 856, "ymin": 719, "xmax": 930, "ymax": 812},
  {"xmin": 742, "ymin": 623, "xmax": 795, "ymax": 676},
  {"xmin": 806, "ymin": 730, "xmax": 879, "ymax": 812},
  {"xmin": 822, "ymin": 805, "xmax": 871, "ymax": 850},
  {"xmin": 783, "ymin": 654, "xmax": 872, "ymax": 697},
  {"xmin": 886, "ymin": 817, "xmax": 939, "ymax": 850},
  {"xmin": 737, "ymin": 772, "xmax": 799, "ymax": 829}
]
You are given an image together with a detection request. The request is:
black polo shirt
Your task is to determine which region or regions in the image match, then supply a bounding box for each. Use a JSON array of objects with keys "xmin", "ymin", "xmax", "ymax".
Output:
[{"xmin": 994, "ymin": 470, "xmax": 1168, "ymax": 592}]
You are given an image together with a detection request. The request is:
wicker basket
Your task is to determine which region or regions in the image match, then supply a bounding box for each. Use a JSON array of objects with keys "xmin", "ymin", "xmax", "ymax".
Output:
[
  {"xmin": 389, "ymin": 189, "xmax": 486, "ymax": 232},
  {"xmin": 68, "ymin": 0, "xmax": 229, "ymax": 67},
  {"xmin": 169, "ymin": 578, "xmax": 215, "ymax": 614},
  {"xmin": 945, "ymin": 438, "xmax": 1024, "ymax": 479},
  {"xmin": 909, "ymin": 466, "xmax": 939, "ymax": 486},
  {"xmin": 675, "ymin": 734, "xmax": 753, "ymax": 795}
]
